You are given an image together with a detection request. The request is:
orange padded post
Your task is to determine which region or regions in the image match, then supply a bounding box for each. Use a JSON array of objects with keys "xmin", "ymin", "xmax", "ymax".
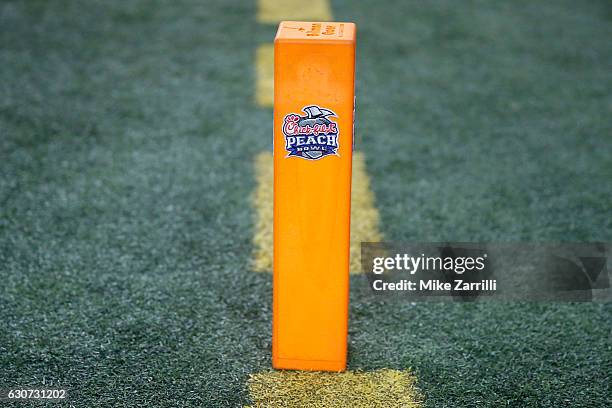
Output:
[{"xmin": 272, "ymin": 21, "xmax": 356, "ymax": 372}]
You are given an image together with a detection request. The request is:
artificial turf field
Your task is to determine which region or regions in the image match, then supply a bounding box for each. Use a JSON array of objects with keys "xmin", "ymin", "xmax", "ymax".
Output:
[{"xmin": 1, "ymin": 0, "xmax": 611, "ymax": 406}]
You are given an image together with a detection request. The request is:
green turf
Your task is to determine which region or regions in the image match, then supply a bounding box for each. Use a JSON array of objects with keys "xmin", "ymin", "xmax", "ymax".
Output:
[{"xmin": 1, "ymin": 0, "xmax": 611, "ymax": 407}]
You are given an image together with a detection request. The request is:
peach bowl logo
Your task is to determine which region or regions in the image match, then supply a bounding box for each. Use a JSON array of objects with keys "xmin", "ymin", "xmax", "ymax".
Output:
[{"xmin": 282, "ymin": 105, "xmax": 339, "ymax": 160}]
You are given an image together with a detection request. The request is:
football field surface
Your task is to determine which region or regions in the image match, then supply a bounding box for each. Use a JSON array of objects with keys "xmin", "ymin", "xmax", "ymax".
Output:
[{"xmin": 1, "ymin": 1, "xmax": 611, "ymax": 406}]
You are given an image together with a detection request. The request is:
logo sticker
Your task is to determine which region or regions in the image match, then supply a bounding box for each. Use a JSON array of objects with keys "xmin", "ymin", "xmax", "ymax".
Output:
[{"xmin": 282, "ymin": 105, "xmax": 339, "ymax": 160}]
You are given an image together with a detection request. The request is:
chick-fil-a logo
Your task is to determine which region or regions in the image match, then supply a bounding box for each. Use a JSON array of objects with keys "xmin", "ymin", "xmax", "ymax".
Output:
[{"xmin": 282, "ymin": 105, "xmax": 339, "ymax": 160}]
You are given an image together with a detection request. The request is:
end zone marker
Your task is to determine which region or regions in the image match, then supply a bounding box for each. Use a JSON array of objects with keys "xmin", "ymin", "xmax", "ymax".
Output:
[{"xmin": 273, "ymin": 21, "xmax": 356, "ymax": 372}]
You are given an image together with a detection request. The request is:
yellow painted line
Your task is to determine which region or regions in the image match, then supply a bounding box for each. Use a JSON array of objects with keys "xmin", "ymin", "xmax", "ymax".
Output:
[
  {"xmin": 257, "ymin": 0, "xmax": 332, "ymax": 24},
  {"xmin": 255, "ymin": 44, "xmax": 274, "ymax": 108},
  {"xmin": 350, "ymin": 150, "xmax": 383, "ymax": 273},
  {"xmin": 246, "ymin": 368, "xmax": 422, "ymax": 407},
  {"xmin": 252, "ymin": 151, "xmax": 383, "ymax": 273},
  {"xmin": 252, "ymin": 151, "xmax": 274, "ymax": 272}
]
